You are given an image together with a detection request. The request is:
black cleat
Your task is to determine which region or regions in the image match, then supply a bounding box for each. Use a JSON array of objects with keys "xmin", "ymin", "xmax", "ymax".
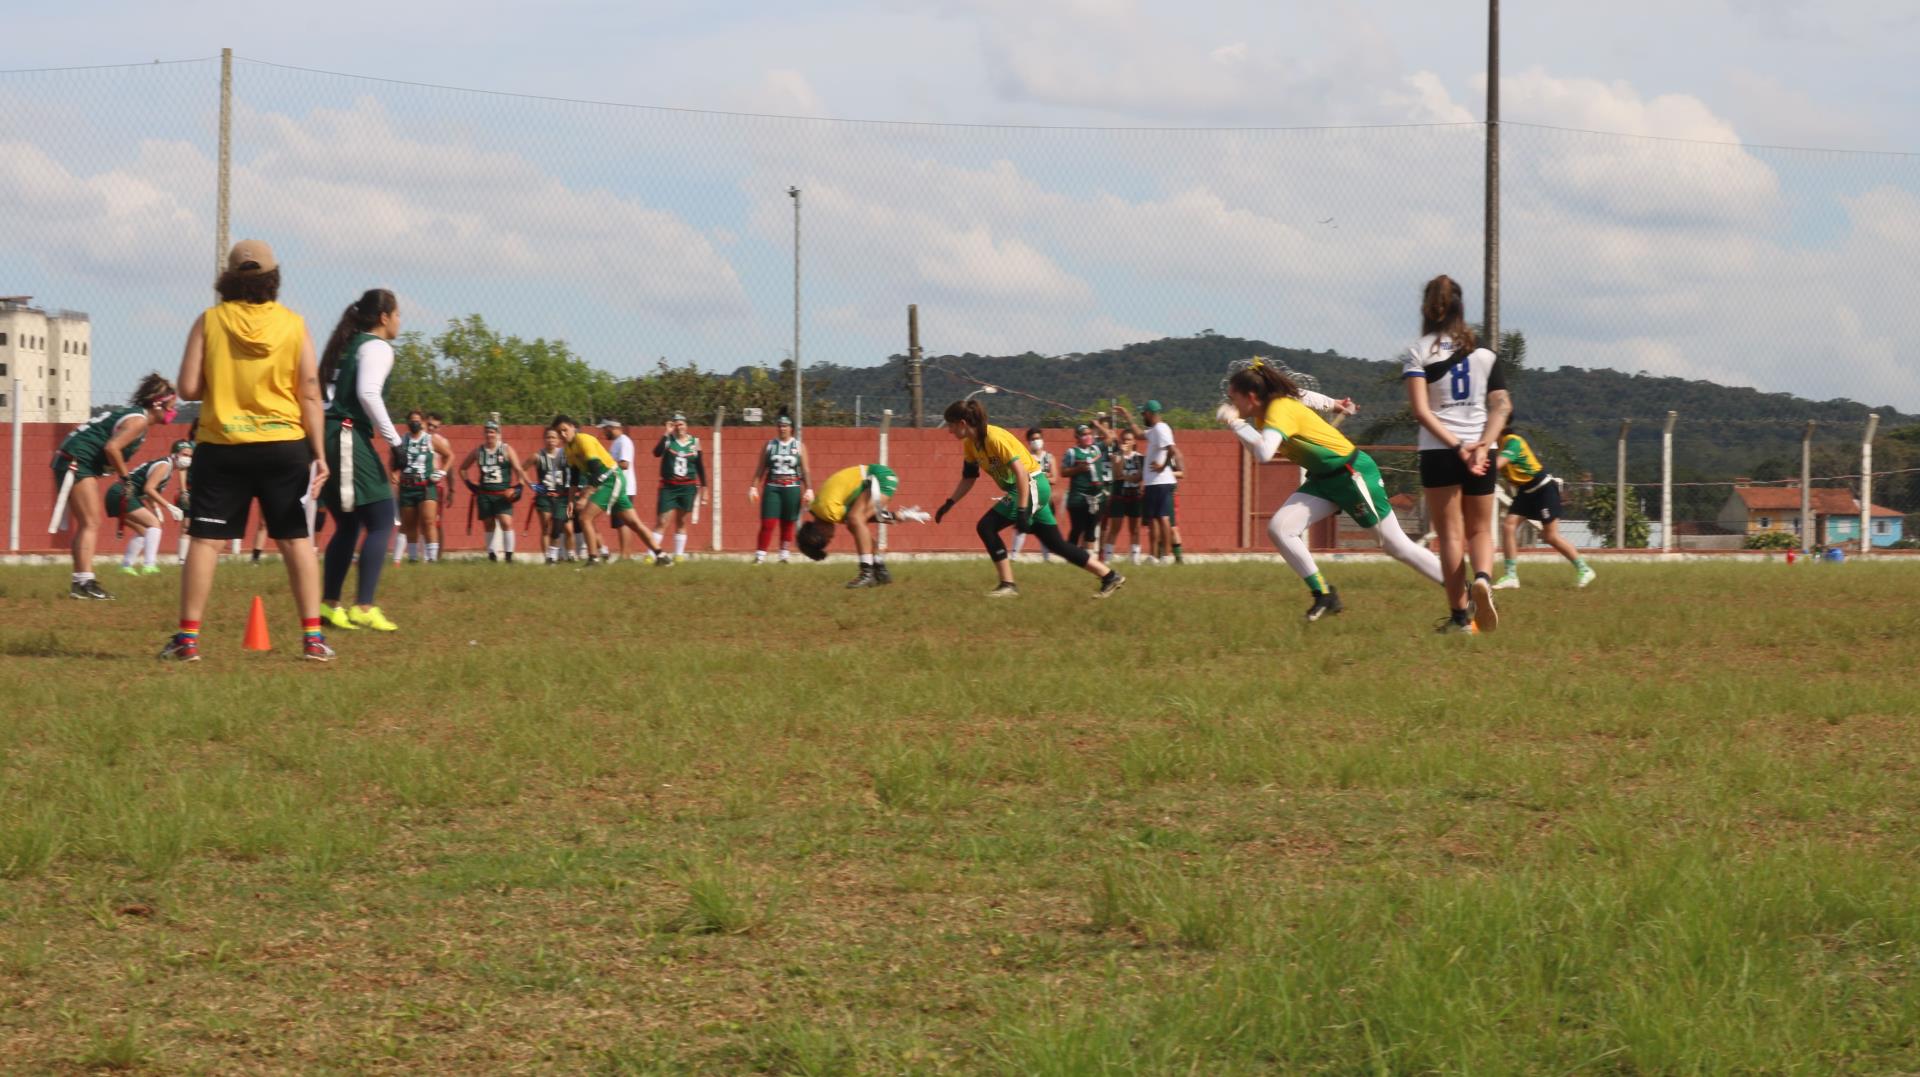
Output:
[
  {"xmin": 1093, "ymin": 572, "xmax": 1126, "ymax": 599},
  {"xmin": 1305, "ymin": 588, "xmax": 1343, "ymax": 622},
  {"xmin": 872, "ymin": 563, "xmax": 893, "ymax": 586},
  {"xmin": 845, "ymin": 566, "xmax": 881, "ymax": 589},
  {"xmin": 70, "ymin": 579, "xmax": 114, "ymax": 601}
]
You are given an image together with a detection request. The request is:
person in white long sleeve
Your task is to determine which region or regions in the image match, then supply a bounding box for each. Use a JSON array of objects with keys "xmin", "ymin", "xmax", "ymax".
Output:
[
  {"xmin": 1216, "ymin": 357, "xmax": 1443, "ymax": 623},
  {"xmin": 316, "ymin": 289, "xmax": 406, "ymax": 633}
]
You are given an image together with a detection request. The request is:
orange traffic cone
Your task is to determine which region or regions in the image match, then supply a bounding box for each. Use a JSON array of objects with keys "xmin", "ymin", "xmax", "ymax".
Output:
[{"xmin": 242, "ymin": 595, "xmax": 272, "ymax": 652}]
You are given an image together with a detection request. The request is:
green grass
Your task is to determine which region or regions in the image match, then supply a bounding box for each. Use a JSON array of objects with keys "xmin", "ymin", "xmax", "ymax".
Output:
[{"xmin": 1, "ymin": 558, "xmax": 1918, "ymax": 1073}]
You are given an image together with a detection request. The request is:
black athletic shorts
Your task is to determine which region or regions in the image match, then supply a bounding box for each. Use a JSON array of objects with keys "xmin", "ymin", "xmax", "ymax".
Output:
[
  {"xmin": 1418, "ymin": 448, "xmax": 1498, "ymax": 496},
  {"xmin": 186, "ymin": 439, "xmax": 315, "ymax": 541},
  {"xmin": 1507, "ymin": 477, "xmax": 1564, "ymax": 523},
  {"xmin": 1141, "ymin": 484, "xmax": 1176, "ymax": 519}
]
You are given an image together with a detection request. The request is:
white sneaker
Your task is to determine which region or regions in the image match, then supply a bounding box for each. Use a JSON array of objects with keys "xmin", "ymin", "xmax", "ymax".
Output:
[
  {"xmin": 1576, "ymin": 565, "xmax": 1597, "ymax": 589},
  {"xmin": 1491, "ymin": 574, "xmax": 1520, "ymax": 591}
]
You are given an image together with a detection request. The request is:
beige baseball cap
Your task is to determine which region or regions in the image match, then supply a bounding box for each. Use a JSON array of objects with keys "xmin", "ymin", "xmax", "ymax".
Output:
[{"xmin": 226, "ymin": 239, "xmax": 278, "ymax": 274}]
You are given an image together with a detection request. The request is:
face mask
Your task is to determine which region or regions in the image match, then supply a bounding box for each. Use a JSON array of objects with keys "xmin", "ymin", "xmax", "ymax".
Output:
[
  {"xmin": 409, "ymin": 420, "xmax": 424, "ymax": 433},
  {"xmin": 1028, "ymin": 439, "xmax": 1044, "ymax": 450},
  {"xmin": 175, "ymin": 456, "xmax": 192, "ymax": 470}
]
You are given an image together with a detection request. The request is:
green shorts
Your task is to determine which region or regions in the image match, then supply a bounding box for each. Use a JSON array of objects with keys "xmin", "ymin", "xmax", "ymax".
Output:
[
  {"xmin": 992, "ymin": 472, "xmax": 1057, "ymax": 529},
  {"xmin": 1297, "ymin": 451, "xmax": 1393, "ymax": 529},
  {"xmin": 477, "ymin": 489, "xmax": 516, "ymax": 519},
  {"xmin": 51, "ymin": 454, "xmax": 106, "ymax": 484},
  {"xmin": 1067, "ymin": 490, "xmax": 1107, "ymax": 517},
  {"xmin": 322, "ymin": 421, "xmax": 394, "ymax": 512},
  {"xmin": 657, "ymin": 483, "xmax": 699, "ymax": 515},
  {"xmin": 760, "ymin": 483, "xmax": 803, "ymax": 521},
  {"xmin": 398, "ymin": 483, "xmax": 439, "ymax": 508},
  {"xmin": 588, "ymin": 473, "xmax": 632, "ymax": 514},
  {"xmin": 536, "ymin": 494, "xmax": 571, "ymax": 523},
  {"xmin": 104, "ymin": 481, "xmax": 143, "ymax": 518}
]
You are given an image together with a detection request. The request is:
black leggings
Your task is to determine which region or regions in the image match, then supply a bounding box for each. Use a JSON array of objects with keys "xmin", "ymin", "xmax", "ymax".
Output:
[
  {"xmin": 1067, "ymin": 501, "xmax": 1101, "ymax": 546},
  {"xmin": 323, "ymin": 502, "xmax": 396, "ymax": 607},
  {"xmin": 976, "ymin": 507, "xmax": 1092, "ymax": 568}
]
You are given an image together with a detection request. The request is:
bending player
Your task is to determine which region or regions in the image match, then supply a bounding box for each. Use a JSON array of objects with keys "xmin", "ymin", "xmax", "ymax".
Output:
[
  {"xmin": 795, "ymin": 463, "xmax": 928, "ymax": 587},
  {"xmin": 1491, "ymin": 422, "xmax": 1594, "ymax": 590},
  {"xmin": 49, "ymin": 372, "xmax": 178, "ymax": 600},
  {"xmin": 1217, "ymin": 357, "xmax": 1443, "ymax": 622},
  {"xmin": 552, "ymin": 415, "xmax": 668, "ymax": 566},
  {"xmin": 111, "ymin": 441, "xmax": 191, "ymax": 576},
  {"xmin": 460, "ymin": 419, "xmax": 525, "ymax": 562}
]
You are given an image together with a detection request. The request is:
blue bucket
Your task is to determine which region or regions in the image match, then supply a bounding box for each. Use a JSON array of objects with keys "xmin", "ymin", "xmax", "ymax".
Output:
[{"xmin": 1824, "ymin": 546, "xmax": 1846, "ymax": 563}]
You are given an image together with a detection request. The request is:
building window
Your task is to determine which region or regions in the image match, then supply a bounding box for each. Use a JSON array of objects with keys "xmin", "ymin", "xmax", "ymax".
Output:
[
  {"xmin": 1758, "ymin": 516, "xmax": 1771, "ymax": 529},
  {"xmin": 1876, "ymin": 520, "xmax": 1890, "ymax": 535},
  {"xmin": 81, "ymin": 343, "xmax": 88, "ymax": 356},
  {"xmin": 65, "ymin": 369, "xmax": 70, "ymax": 381},
  {"xmin": 62, "ymin": 341, "xmax": 69, "ymax": 353},
  {"xmin": 0, "ymin": 332, "xmax": 7, "ymax": 345}
]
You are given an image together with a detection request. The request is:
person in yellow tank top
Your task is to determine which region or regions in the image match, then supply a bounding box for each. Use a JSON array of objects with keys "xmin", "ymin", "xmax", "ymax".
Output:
[
  {"xmin": 1490, "ymin": 422, "xmax": 1594, "ymax": 591},
  {"xmin": 161, "ymin": 240, "xmax": 333, "ymax": 663}
]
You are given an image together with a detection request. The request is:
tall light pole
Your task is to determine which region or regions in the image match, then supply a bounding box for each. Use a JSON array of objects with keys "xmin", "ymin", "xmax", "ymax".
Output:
[
  {"xmin": 1484, "ymin": 0, "xmax": 1500, "ymax": 347},
  {"xmin": 788, "ymin": 186, "xmax": 802, "ymax": 435},
  {"xmin": 964, "ymin": 386, "xmax": 999, "ymax": 403}
]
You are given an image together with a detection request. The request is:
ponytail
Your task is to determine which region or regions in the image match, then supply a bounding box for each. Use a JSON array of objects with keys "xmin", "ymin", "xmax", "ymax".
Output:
[
  {"xmin": 942, "ymin": 399, "xmax": 990, "ymax": 453},
  {"xmin": 132, "ymin": 371, "xmax": 176, "ymax": 409},
  {"xmin": 1420, "ymin": 275, "xmax": 1477, "ymax": 352},
  {"xmin": 1224, "ymin": 358, "xmax": 1300, "ymax": 406},
  {"xmin": 319, "ymin": 288, "xmax": 397, "ymax": 392}
]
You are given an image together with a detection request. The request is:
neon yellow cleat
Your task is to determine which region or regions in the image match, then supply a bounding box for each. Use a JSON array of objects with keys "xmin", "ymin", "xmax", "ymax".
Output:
[
  {"xmin": 348, "ymin": 606, "xmax": 399, "ymax": 632},
  {"xmin": 322, "ymin": 605, "xmax": 358, "ymax": 631}
]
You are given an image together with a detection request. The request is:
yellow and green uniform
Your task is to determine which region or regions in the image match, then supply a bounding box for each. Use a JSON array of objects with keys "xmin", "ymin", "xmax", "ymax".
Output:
[
  {"xmin": 105, "ymin": 457, "xmax": 171, "ymax": 517},
  {"xmin": 1264, "ymin": 397, "xmax": 1392, "ymax": 529},
  {"xmin": 962, "ymin": 424, "xmax": 1056, "ymax": 527},
  {"xmin": 567, "ymin": 431, "xmax": 631, "ymax": 513},
  {"xmin": 759, "ymin": 436, "xmax": 805, "ymax": 521},
  {"xmin": 531, "ymin": 448, "xmax": 572, "ymax": 522},
  {"xmin": 322, "ymin": 332, "xmax": 394, "ymax": 510},
  {"xmin": 396, "ymin": 432, "xmax": 439, "ymax": 507},
  {"xmin": 474, "ymin": 443, "xmax": 516, "ymax": 519},
  {"xmin": 810, "ymin": 464, "xmax": 898, "ymax": 524},
  {"xmin": 656, "ymin": 434, "xmax": 704, "ymax": 514},
  {"xmin": 1497, "ymin": 434, "xmax": 1546, "ymax": 489},
  {"xmin": 196, "ymin": 301, "xmax": 307, "ymax": 445},
  {"xmin": 53, "ymin": 405, "xmax": 145, "ymax": 481}
]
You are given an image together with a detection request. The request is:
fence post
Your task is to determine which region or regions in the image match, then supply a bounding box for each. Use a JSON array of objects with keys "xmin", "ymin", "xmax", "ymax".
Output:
[
  {"xmin": 711, "ymin": 406, "xmax": 724, "ymax": 552},
  {"xmin": 877, "ymin": 409, "xmax": 893, "ymax": 552},
  {"xmin": 8, "ymin": 376, "xmax": 20, "ymax": 552},
  {"xmin": 1660, "ymin": 411, "xmax": 1676, "ymax": 553},
  {"xmin": 1800, "ymin": 421, "xmax": 1815, "ymax": 553},
  {"xmin": 1615, "ymin": 420, "xmax": 1631, "ymax": 550},
  {"xmin": 1860, "ymin": 414, "xmax": 1880, "ymax": 556}
]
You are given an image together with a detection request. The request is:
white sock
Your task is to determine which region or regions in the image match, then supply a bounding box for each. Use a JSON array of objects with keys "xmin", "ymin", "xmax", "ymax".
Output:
[
  {"xmin": 575, "ymin": 535, "xmax": 587, "ymax": 555},
  {"xmin": 427, "ymin": 542, "xmax": 440, "ymax": 562},
  {"xmin": 123, "ymin": 535, "xmax": 144, "ymax": 566},
  {"xmin": 177, "ymin": 533, "xmax": 189, "ymax": 563},
  {"xmin": 74, "ymin": 572, "xmax": 93, "ymax": 584},
  {"xmin": 144, "ymin": 527, "xmax": 162, "ymax": 568},
  {"xmin": 859, "ymin": 553, "xmax": 874, "ymax": 565},
  {"xmin": 778, "ymin": 548, "xmax": 790, "ymax": 561},
  {"xmin": 1130, "ymin": 544, "xmax": 1140, "ymax": 563},
  {"xmin": 393, "ymin": 535, "xmax": 407, "ymax": 562},
  {"xmin": 1012, "ymin": 533, "xmax": 1028, "ymax": 555},
  {"xmin": 547, "ymin": 545, "xmax": 560, "ymax": 561},
  {"xmin": 1101, "ymin": 544, "xmax": 1114, "ymax": 559},
  {"xmin": 673, "ymin": 532, "xmax": 688, "ymax": 557},
  {"xmin": 504, "ymin": 531, "xmax": 516, "ymax": 554},
  {"xmin": 754, "ymin": 550, "xmax": 766, "ymax": 563}
]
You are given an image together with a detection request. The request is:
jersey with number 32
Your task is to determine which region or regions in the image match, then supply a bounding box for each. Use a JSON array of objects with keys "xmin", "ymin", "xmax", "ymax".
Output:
[{"xmin": 1402, "ymin": 333, "xmax": 1505, "ymax": 452}]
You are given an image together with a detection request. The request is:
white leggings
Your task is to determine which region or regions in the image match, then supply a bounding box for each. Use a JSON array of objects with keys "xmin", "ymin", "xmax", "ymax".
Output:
[{"xmin": 1267, "ymin": 493, "xmax": 1444, "ymax": 585}]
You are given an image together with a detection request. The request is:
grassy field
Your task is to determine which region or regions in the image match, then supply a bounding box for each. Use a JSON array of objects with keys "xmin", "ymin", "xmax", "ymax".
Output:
[{"xmin": 1, "ymin": 557, "xmax": 1917, "ymax": 1074}]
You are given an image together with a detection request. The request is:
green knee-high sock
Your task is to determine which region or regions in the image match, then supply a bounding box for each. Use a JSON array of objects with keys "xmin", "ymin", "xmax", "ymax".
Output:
[{"xmin": 1304, "ymin": 572, "xmax": 1328, "ymax": 596}]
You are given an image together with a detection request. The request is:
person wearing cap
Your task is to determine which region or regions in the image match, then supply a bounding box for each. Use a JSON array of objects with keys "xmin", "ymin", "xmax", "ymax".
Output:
[
  {"xmin": 110, "ymin": 440, "xmax": 192, "ymax": 577},
  {"xmin": 1009, "ymin": 427, "xmax": 1059, "ymax": 561},
  {"xmin": 599, "ymin": 418, "xmax": 639, "ymax": 561},
  {"xmin": 162, "ymin": 239, "xmax": 333, "ymax": 662},
  {"xmin": 651, "ymin": 412, "xmax": 707, "ymax": 562},
  {"xmin": 552, "ymin": 414, "xmax": 669, "ymax": 566},
  {"xmin": 749, "ymin": 414, "xmax": 813, "ymax": 564},
  {"xmin": 1058, "ymin": 421, "xmax": 1112, "ymax": 552},
  {"xmin": 50, "ymin": 371, "xmax": 180, "ymax": 599},
  {"xmin": 459, "ymin": 419, "xmax": 527, "ymax": 563},
  {"xmin": 314, "ymin": 288, "xmax": 404, "ymax": 633},
  {"xmin": 1112, "ymin": 401, "xmax": 1182, "ymax": 564}
]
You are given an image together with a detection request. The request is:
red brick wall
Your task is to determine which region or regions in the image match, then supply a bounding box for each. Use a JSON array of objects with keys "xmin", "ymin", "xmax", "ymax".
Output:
[{"xmin": 1, "ymin": 421, "xmax": 1307, "ymax": 554}]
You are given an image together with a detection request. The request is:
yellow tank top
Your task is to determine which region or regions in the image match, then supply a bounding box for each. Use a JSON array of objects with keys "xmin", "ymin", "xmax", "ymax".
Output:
[{"xmin": 198, "ymin": 301, "xmax": 307, "ymax": 445}]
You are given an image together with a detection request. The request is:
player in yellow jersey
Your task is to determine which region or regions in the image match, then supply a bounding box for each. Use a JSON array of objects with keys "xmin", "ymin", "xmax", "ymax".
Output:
[
  {"xmin": 934, "ymin": 399, "xmax": 1125, "ymax": 599},
  {"xmin": 796, "ymin": 463, "xmax": 930, "ymax": 587},
  {"xmin": 1490, "ymin": 422, "xmax": 1594, "ymax": 590},
  {"xmin": 551, "ymin": 415, "xmax": 667, "ymax": 566},
  {"xmin": 1217, "ymin": 358, "xmax": 1444, "ymax": 622}
]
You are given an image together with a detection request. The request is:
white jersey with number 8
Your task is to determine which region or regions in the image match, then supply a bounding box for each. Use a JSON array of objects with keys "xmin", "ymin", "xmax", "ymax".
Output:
[{"xmin": 1402, "ymin": 333, "xmax": 1503, "ymax": 452}]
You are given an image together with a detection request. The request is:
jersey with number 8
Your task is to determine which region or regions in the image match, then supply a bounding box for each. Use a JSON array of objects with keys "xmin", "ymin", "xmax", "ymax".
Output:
[{"xmin": 1402, "ymin": 333, "xmax": 1504, "ymax": 453}]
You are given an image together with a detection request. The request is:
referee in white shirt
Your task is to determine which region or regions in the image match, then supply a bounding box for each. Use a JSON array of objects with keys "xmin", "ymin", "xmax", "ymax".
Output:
[{"xmin": 600, "ymin": 419, "xmax": 639, "ymax": 561}]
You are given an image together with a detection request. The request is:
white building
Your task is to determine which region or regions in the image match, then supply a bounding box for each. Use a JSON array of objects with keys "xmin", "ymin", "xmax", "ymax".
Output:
[{"xmin": 0, "ymin": 296, "xmax": 91, "ymax": 424}]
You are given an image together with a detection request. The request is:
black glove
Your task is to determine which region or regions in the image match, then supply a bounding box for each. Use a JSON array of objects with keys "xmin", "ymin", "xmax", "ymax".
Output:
[
  {"xmin": 1017, "ymin": 503, "xmax": 1036, "ymax": 532},
  {"xmin": 464, "ymin": 479, "xmax": 481, "ymax": 494},
  {"xmin": 935, "ymin": 498, "xmax": 955, "ymax": 524}
]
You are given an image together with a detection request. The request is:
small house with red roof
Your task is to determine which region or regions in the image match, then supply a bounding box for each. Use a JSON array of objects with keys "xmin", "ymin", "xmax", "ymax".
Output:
[{"xmin": 1717, "ymin": 485, "xmax": 1905, "ymax": 547}]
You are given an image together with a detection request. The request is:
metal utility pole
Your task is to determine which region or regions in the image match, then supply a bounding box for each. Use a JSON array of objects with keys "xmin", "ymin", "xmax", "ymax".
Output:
[
  {"xmin": 907, "ymin": 304, "xmax": 925, "ymax": 428},
  {"xmin": 1800, "ymin": 421, "xmax": 1815, "ymax": 552},
  {"xmin": 1483, "ymin": 0, "xmax": 1500, "ymax": 346},
  {"xmin": 1660, "ymin": 411, "xmax": 1676, "ymax": 554},
  {"xmin": 1615, "ymin": 420, "xmax": 1630, "ymax": 550},
  {"xmin": 8, "ymin": 376, "xmax": 20, "ymax": 552},
  {"xmin": 216, "ymin": 47, "xmax": 233, "ymax": 276},
  {"xmin": 788, "ymin": 186, "xmax": 802, "ymax": 435},
  {"xmin": 1859, "ymin": 414, "xmax": 1880, "ymax": 555}
]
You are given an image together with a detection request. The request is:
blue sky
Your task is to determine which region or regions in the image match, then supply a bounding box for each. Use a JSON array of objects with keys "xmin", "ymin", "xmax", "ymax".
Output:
[{"xmin": 3, "ymin": 0, "xmax": 1918, "ymax": 411}]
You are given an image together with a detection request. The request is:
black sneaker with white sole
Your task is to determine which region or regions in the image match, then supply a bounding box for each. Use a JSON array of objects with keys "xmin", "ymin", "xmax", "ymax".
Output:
[
  {"xmin": 1305, "ymin": 588, "xmax": 1343, "ymax": 622},
  {"xmin": 872, "ymin": 563, "xmax": 893, "ymax": 585},
  {"xmin": 986, "ymin": 582, "xmax": 1020, "ymax": 598},
  {"xmin": 1093, "ymin": 571, "xmax": 1126, "ymax": 599},
  {"xmin": 69, "ymin": 579, "xmax": 114, "ymax": 601},
  {"xmin": 845, "ymin": 566, "xmax": 881, "ymax": 589}
]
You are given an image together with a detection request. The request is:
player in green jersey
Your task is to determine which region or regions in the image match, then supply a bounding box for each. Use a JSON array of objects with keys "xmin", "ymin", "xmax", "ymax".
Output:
[
  {"xmin": 749, "ymin": 415, "xmax": 813, "ymax": 563},
  {"xmin": 51, "ymin": 372, "xmax": 179, "ymax": 600},
  {"xmin": 459, "ymin": 419, "xmax": 527, "ymax": 562},
  {"xmin": 1099, "ymin": 426, "xmax": 1144, "ymax": 565},
  {"xmin": 1219, "ymin": 358, "xmax": 1443, "ymax": 622},
  {"xmin": 529, "ymin": 427, "xmax": 576, "ymax": 564},
  {"xmin": 392, "ymin": 409, "xmax": 450, "ymax": 563},
  {"xmin": 1058, "ymin": 422, "xmax": 1112, "ymax": 552},
  {"xmin": 110, "ymin": 441, "xmax": 191, "ymax": 576},
  {"xmin": 652, "ymin": 412, "xmax": 707, "ymax": 562},
  {"xmin": 1490, "ymin": 423, "xmax": 1594, "ymax": 590}
]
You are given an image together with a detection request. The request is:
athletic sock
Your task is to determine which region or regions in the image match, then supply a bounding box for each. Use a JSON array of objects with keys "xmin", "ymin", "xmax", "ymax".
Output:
[
  {"xmin": 1453, "ymin": 608, "xmax": 1472, "ymax": 626},
  {"xmin": 1172, "ymin": 543, "xmax": 1184, "ymax": 564},
  {"xmin": 426, "ymin": 542, "xmax": 440, "ymax": 562},
  {"xmin": 1474, "ymin": 570, "xmax": 1492, "ymax": 585},
  {"xmin": 754, "ymin": 551, "xmax": 766, "ymax": 563},
  {"xmin": 302, "ymin": 617, "xmax": 323, "ymax": 646},
  {"xmin": 1503, "ymin": 558, "xmax": 1517, "ymax": 576},
  {"xmin": 1304, "ymin": 572, "xmax": 1328, "ymax": 596},
  {"xmin": 1129, "ymin": 544, "xmax": 1140, "ymax": 564},
  {"xmin": 858, "ymin": 553, "xmax": 874, "ymax": 566},
  {"xmin": 1574, "ymin": 557, "xmax": 1589, "ymax": 571},
  {"xmin": 73, "ymin": 572, "xmax": 93, "ymax": 585},
  {"xmin": 144, "ymin": 527, "xmax": 162, "ymax": 568},
  {"xmin": 1101, "ymin": 544, "xmax": 1114, "ymax": 559},
  {"xmin": 673, "ymin": 532, "xmax": 688, "ymax": 557},
  {"xmin": 1012, "ymin": 533, "xmax": 1028, "ymax": 555},
  {"xmin": 505, "ymin": 531, "xmax": 516, "ymax": 555},
  {"xmin": 123, "ymin": 535, "xmax": 144, "ymax": 567},
  {"xmin": 176, "ymin": 619, "xmax": 200, "ymax": 644},
  {"xmin": 250, "ymin": 550, "xmax": 261, "ymax": 563}
]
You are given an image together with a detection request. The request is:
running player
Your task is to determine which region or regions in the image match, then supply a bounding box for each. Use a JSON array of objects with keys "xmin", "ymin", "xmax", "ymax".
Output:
[
  {"xmin": 1405, "ymin": 274, "xmax": 1510, "ymax": 634},
  {"xmin": 460, "ymin": 420, "xmax": 525, "ymax": 562},
  {"xmin": 393, "ymin": 409, "xmax": 447, "ymax": 564},
  {"xmin": 652, "ymin": 412, "xmax": 707, "ymax": 562},
  {"xmin": 1100, "ymin": 426, "xmax": 1145, "ymax": 564},
  {"xmin": 1219, "ymin": 357, "xmax": 1444, "ymax": 621},
  {"xmin": 1491, "ymin": 423, "xmax": 1595, "ymax": 590},
  {"xmin": 933, "ymin": 399, "xmax": 1125, "ymax": 599},
  {"xmin": 553, "ymin": 415, "xmax": 667, "ymax": 566},
  {"xmin": 528, "ymin": 427, "xmax": 576, "ymax": 564},
  {"xmin": 795, "ymin": 463, "xmax": 922, "ymax": 587},
  {"xmin": 110, "ymin": 441, "xmax": 191, "ymax": 576},
  {"xmin": 50, "ymin": 372, "xmax": 178, "ymax": 599},
  {"xmin": 1009, "ymin": 427, "xmax": 1057, "ymax": 561},
  {"xmin": 316, "ymin": 288, "xmax": 405, "ymax": 633},
  {"xmin": 750, "ymin": 415, "xmax": 813, "ymax": 564},
  {"xmin": 1059, "ymin": 422, "xmax": 1110, "ymax": 552}
]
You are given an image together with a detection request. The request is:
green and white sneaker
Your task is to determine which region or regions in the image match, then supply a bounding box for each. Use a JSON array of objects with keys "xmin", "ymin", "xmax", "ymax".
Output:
[
  {"xmin": 1575, "ymin": 565, "xmax": 1597, "ymax": 589},
  {"xmin": 1490, "ymin": 573, "xmax": 1520, "ymax": 590}
]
